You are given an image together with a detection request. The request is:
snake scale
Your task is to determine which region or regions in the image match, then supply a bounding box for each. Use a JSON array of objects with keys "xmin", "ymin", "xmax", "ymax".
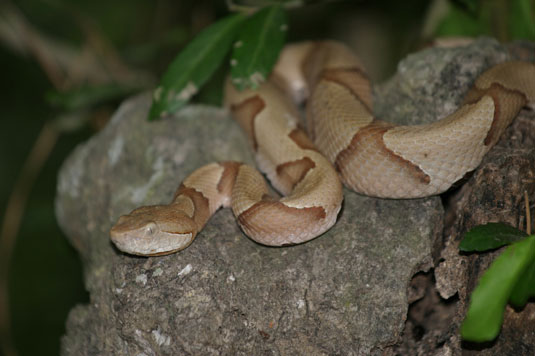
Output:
[{"xmin": 110, "ymin": 41, "xmax": 535, "ymax": 256}]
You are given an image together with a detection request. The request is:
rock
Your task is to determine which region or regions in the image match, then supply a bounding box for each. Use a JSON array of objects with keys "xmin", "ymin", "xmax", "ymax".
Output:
[
  {"xmin": 56, "ymin": 38, "xmax": 533, "ymax": 355},
  {"xmin": 57, "ymin": 94, "xmax": 441, "ymax": 355},
  {"xmin": 398, "ymin": 40, "xmax": 535, "ymax": 355}
]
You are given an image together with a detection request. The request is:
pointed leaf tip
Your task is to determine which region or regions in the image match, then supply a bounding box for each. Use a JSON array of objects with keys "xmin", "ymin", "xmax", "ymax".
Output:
[
  {"xmin": 460, "ymin": 223, "xmax": 528, "ymax": 252},
  {"xmin": 230, "ymin": 5, "xmax": 287, "ymax": 90},
  {"xmin": 148, "ymin": 13, "xmax": 246, "ymax": 120}
]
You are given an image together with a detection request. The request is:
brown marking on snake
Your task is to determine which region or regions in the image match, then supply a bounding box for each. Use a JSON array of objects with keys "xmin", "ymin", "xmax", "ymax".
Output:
[
  {"xmin": 276, "ymin": 157, "xmax": 316, "ymax": 190},
  {"xmin": 321, "ymin": 67, "xmax": 373, "ymax": 112},
  {"xmin": 173, "ymin": 185, "xmax": 210, "ymax": 230},
  {"xmin": 463, "ymin": 82, "xmax": 528, "ymax": 146},
  {"xmin": 217, "ymin": 161, "xmax": 242, "ymax": 195},
  {"xmin": 335, "ymin": 121, "xmax": 431, "ymax": 185},
  {"xmin": 230, "ymin": 95, "xmax": 265, "ymax": 151},
  {"xmin": 288, "ymin": 128, "xmax": 318, "ymax": 151},
  {"xmin": 238, "ymin": 200, "xmax": 326, "ymax": 237}
]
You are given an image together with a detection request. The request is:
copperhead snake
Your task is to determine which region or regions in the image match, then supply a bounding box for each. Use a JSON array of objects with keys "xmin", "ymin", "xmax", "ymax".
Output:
[{"xmin": 110, "ymin": 41, "xmax": 535, "ymax": 256}]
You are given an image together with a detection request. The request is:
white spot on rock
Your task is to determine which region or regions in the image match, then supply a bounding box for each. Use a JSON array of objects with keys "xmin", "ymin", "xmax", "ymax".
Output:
[
  {"xmin": 178, "ymin": 264, "xmax": 192, "ymax": 276},
  {"xmin": 227, "ymin": 274, "xmax": 235, "ymax": 282},
  {"xmin": 296, "ymin": 299, "xmax": 305, "ymax": 309},
  {"xmin": 152, "ymin": 328, "xmax": 171, "ymax": 346},
  {"xmin": 136, "ymin": 273, "xmax": 148, "ymax": 285},
  {"xmin": 153, "ymin": 155, "xmax": 164, "ymax": 171},
  {"xmin": 108, "ymin": 135, "xmax": 124, "ymax": 167},
  {"xmin": 153, "ymin": 267, "xmax": 163, "ymax": 277},
  {"xmin": 172, "ymin": 141, "xmax": 192, "ymax": 165},
  {"xmin": 57, "ymin": 144, "xmax": 90, "ymax": 198},
  {"xmin": 131, "ymin": 156, "xmax": 165, "ymax": 204}
]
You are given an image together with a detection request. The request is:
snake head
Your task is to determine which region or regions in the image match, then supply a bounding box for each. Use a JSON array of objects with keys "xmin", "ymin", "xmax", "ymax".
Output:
[{"xmin": 110, "ymin": 205, "xmax": 197, "ymax": 256}]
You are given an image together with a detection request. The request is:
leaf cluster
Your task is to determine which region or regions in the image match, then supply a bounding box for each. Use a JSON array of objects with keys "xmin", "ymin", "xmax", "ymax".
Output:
[
  {"xmin": 460, "ymin": 223, "xmax": 535, "ymax": 342},
  {"xmin": 148, "ymin": 5, "xmax": 287, "ymax": 120}
]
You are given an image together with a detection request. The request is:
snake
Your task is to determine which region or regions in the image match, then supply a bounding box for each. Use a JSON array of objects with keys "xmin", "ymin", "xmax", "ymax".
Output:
[{"xmin": 110, "ymin": 40, "xmax": 535, "ymax": 256}]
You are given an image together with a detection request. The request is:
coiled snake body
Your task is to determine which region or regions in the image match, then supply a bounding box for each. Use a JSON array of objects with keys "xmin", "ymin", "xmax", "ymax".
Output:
[{"xmin": 110, "ymin": 41, "xmax": 535, "ymax": 256}]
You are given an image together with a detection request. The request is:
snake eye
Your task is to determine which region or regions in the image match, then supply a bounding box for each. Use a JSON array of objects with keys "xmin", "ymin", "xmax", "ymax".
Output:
[{"xmin": 145, "ymin": 222, "xmax": 157, "ymax": 235}]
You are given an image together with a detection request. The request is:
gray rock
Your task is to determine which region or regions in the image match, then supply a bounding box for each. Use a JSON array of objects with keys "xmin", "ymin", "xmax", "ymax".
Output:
[{"xmin": 57, "ymin": 37, "xmax": 522, "ymax": 355}]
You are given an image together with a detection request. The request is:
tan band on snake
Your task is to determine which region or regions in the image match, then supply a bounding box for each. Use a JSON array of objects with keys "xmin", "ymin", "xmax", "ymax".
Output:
[{"xmin": 110, "ymin": 40, "xmax": 535, "ymax": 256}]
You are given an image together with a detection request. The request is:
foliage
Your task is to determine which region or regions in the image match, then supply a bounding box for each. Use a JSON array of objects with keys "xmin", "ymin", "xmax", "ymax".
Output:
[
  {"xmin": 435, "ymin": 0, "xmax": 535, "ymax": 41},
  {"xmin": 148, "ymin": 13, "xmax": 246, "ymax": 120},
  {"xmin": 459, "ymin": 223, "xmax": 528, "ymax": 251},
  {"xmin": 149, "ymin": 0, "xmax": 535, "ymax": 120},
  {"xmin": 148, "ymin": 4, "xmax": 288, "ymax": 120},
  {"xmin": 460, "ymin": 223, "xmax": 535, "ymax": 342},
  {"xmin": 230, "ymin": 5, "xmax": 287, "ymax": 90}
]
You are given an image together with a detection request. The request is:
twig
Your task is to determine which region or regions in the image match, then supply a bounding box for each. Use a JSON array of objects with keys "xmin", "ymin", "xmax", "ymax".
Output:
[
  {"xmin": 0, "ymin": 1, "xmax": 153, "ymax": 90},
  {"xmin": 0, "ymin": 3, "xmax": 155, "ymax": 354},
  {"xmin": 0, "ymin": 122, "xmax": 59, "ymax": 356}
]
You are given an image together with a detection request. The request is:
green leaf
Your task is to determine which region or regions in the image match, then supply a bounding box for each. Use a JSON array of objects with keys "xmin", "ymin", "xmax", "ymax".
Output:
[
  {"xmin": 461, "ymin": 235, "xmax": 535, "ymax": 342},
  {"xmin": 148, "ymin": 13, "xmax": 246, "ymax": 120},
  {"xmin": 460, "ymin": 223, "xmax": 528, "ymax": 252},
  {"xmin": 509, "ymin": 0, "xmax": 535, "ymax": 40},
  {"xmin": 458, "ymin": 0, "xmax": 479, "ymax": 14},
  {"xmin": 434, "ymin": 2, "xmax": 491, "ymax": 38},
  {"xmin": 509, "ymin": 256, "xmax": 535, "ymax": 307},
  {"xmin": 230, "ymin": 5, "xmax": 287, "ymax": 90}
]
